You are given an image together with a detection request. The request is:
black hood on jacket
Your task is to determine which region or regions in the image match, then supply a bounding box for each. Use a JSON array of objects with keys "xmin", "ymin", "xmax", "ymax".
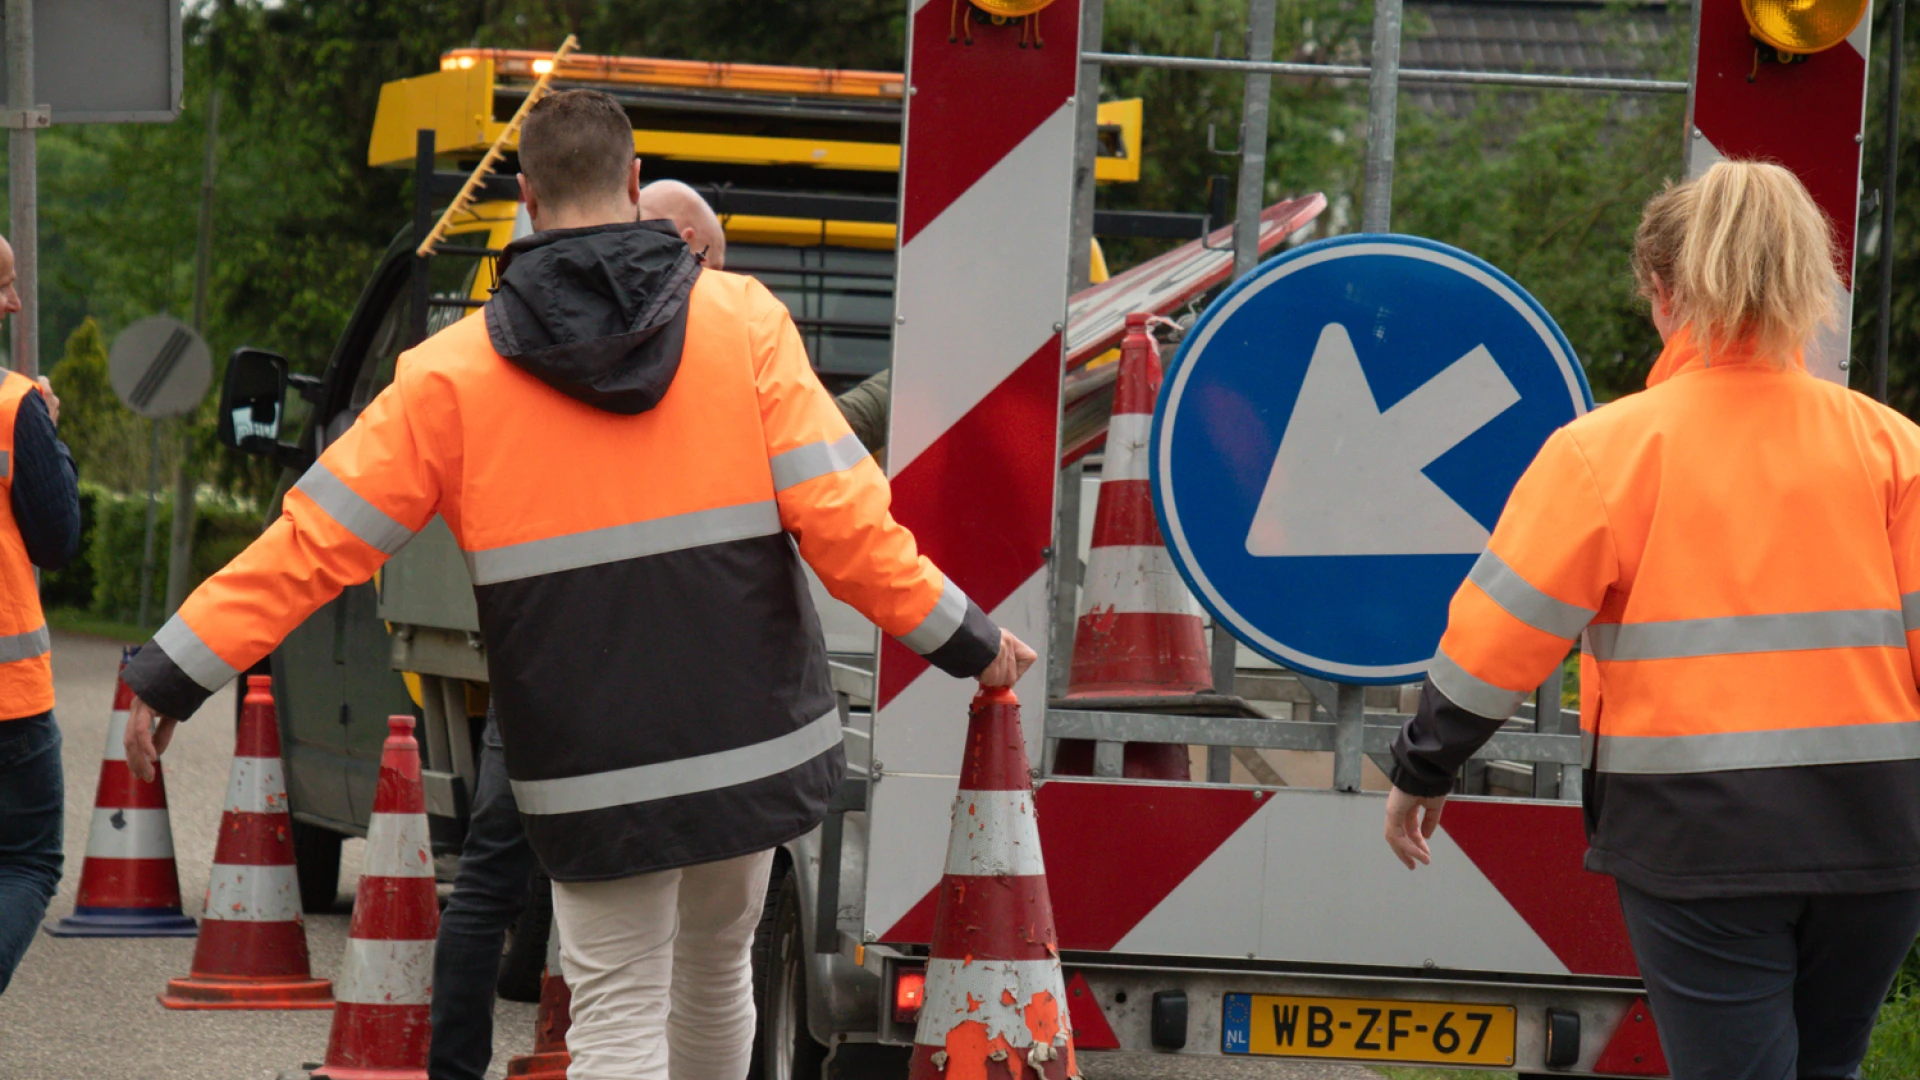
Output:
[{"xmin": 484, "ymin": 220, "xmax": 703, "ymax": 416}]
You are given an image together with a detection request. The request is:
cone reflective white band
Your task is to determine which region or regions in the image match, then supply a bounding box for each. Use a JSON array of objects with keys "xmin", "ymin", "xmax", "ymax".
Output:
[
  {"xmin": 362, "ymin": 811, "xmax": 435, "ymax": 879},
  {"xmin": 1080, "ymin": 547, "xmax": 1206, "ymax": 616},
  {"xmin": 335, "ymin": 938, "xmax": 436, "ymax": 1006},
  {"xmin": 945, "ymin": 790, "xmax": 1048, "ymax": 878},
  {"xmin": 204, "ymin": 863, "xmax": 303, "ymax": 923},
  {"xmin": 914, "ymin": 958, "xmax": 1070, "ymax": 1046},
  {"xmin": 222, "ymin": 757, "xmax": 290, "ymax": 815},
  {"xmin": 102, "ymin": 710, "xmax": 130, "ymax": 761},
  {"xmin": 82, "ymin": 807, "xmax": 178, "ymax": 860},
  {"xmin": 1101, "ymin": 413, "xmax": 1153, "ymax": 482}
]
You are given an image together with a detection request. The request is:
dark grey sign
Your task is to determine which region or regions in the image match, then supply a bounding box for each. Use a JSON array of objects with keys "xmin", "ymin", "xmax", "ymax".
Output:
[
  {"xmin": 109, "ymin": 315, "xmax": 210, "ymax": 419},
  {"xmin": 0, "ymin": 0, "xmax": 181, "ymax": 124}
]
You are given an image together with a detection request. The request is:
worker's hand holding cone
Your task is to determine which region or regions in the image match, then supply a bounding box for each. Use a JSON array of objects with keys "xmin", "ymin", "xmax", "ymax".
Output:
[
  {"xmin": 160, "ymin": 675, "xmax": 331, "ymax": 1008},
  {"xmin": 313, "ymin": 716, "xmax": 439, "ymax": 1080},
  {"xmin": 909, "ymin": 687, "xmax": 1077, "ymax": 1079}
]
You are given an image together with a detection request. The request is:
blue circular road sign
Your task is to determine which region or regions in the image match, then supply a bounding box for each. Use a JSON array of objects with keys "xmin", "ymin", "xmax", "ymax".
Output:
[{"xmin": 1151, "ymin": 234, "xmax": 1592, "ymax": 684}]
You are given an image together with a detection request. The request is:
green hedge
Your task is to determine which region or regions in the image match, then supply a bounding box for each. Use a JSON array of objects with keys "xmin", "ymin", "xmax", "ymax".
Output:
[{"xmin": 40, "ymin": 481, "xmax": 265, "ymax": 627}]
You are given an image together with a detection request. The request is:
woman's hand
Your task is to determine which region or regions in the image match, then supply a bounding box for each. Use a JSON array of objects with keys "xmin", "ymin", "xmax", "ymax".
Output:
[{"xmin": 1384, "ymin": 786, "xmax": 1448, "ymax": 870}]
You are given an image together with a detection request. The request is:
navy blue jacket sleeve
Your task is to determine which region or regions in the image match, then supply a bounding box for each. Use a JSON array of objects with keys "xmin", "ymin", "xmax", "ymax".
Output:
[{"xmin": 10, "ymin": 388, "xmax": 80, "ymax": 571}]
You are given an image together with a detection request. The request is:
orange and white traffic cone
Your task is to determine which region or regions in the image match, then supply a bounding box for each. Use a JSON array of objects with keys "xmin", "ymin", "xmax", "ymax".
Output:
[
  {"xmin": 909, "ymin": 688, "xmax": 1077, "ymax": 1080},
  {"xmin": 47, "ymin": 647, "xmax": 198, "ymax": 937},
  {"xmin": 1059, "ymin": 312, "xmax": 1209, "ymax": 779},
  {"xmin": 160, "ymin": 675, "xmax": 332, "ymax": 1008},
  {"xmin": 312, "ymin": 716, "xmax": 438, "ymax": 1080},
  {"xmin": 506, "ymin": 924, "xmax": 571, "ymax": 1080}
]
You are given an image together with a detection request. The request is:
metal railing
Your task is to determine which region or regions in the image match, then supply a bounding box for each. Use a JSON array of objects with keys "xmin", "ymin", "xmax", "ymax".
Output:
[{"xmin": 1082, "ymin": 51, "xmax": 1688, "ymax": 96}]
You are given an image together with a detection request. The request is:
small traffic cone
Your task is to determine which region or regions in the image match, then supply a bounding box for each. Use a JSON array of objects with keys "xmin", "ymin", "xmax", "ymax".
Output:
[
  {"xmin": 506, "ymin": 919, "xmax": 571, "ymax": 1079},
  {"xmin": 47, "ymin": 648, "xmax": 198, "ymax": 937},
  {"xmin": 312, "ymin": 716, "xmax": 439, "ymax": 1080},
  {"xmin": 161, "ymin": 675, "xmax": 332, "ymax": 1009},
  {"xmin": 909, "ymin": 688, "xmax": 1077, "ymax": 1079},
  {"xmin": 1058, "ymin": 312, "xmax": 1208, "ymax": 779}
]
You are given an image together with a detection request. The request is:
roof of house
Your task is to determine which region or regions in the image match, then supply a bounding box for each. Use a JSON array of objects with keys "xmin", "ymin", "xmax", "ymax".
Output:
[{"xmin": 1397, "ymin": 0, "xmax": 1687, "ymax": 113}]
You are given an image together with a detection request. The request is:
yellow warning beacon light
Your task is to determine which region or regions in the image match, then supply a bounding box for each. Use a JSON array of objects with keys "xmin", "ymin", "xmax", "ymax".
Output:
[{"xmin": 1741, "ymin": 0, "xmax": 1867, "ymax": 56}]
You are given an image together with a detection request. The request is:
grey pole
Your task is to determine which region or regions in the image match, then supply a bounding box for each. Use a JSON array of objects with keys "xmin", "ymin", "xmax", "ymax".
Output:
[
  {"xmin": 1208, "ymin": 0, "xmax": 1277, "ymax": 781},
  {"xmin": 1875, "ymin": 0, "xmax": 1907, "ymax": 404},
  {"xmin": 1068, "ymin": 0, "xmax": 1105, "ymax": 292},
  {"xmin": 165, "ymin": 87, "xmax": 220, "ymax": 616},
  {"xmin": 6, "ymin": 0, "xmax": 37, "ymax": 377},
  {"xmin": 1361, "ymin": 0, "xmax": 1405, "ymax": 232},
  {"xmin": 1231, "ymin": 0, "xmax": 1276, "ymax": 280},
  {"xmin": 138, "ymin": 421, "xmax": 161, "ymax": 629}
]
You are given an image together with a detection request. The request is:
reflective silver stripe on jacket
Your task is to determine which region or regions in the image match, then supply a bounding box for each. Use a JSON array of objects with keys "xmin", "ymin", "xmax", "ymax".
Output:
[
  {"xmin": 898, "ymin": 576, "xmax": 969, "ymax": 655},
  {"xmin": 0, "ymin": 624, "xmax": 49, "ymax": 664},
  {"xmin": 294, "ymin": 462, "xmax": 417, "ymax": 555},
  {"xmin": 1467, "ymin": 549, "xmax": 1596, "ymax": 640},
  {"xmin": 1904, "ymin": 591, "xmax": 1920, "ymax": 633},
  {"xmin": 1428, "ymin": 649, "xmax": 1531, "ymax": 720},
  {"xmin": 0, "ymin": 448, "xmax": 9, "ymax": 480},
  {"xmin": 769, "ymin": 433, "xmax": 869, "ymax": 493},
  {"xmin": 1593, "ymin": 720, "xmax": 1920, "ymax": 774},
  {"xmin": 154, "ymin": 616, "xmax": 239, "ymax": 692},
  {"xmin": 465, "ymin": 501, "xmax": 784, "ymax": 586},
  {"xmin": 1585, "ymin": 609, "xmax": 1906, "ymax": 662},
  {"xmin": 511, "ymin": 708, "xmax": 843, "ymax": 815}
]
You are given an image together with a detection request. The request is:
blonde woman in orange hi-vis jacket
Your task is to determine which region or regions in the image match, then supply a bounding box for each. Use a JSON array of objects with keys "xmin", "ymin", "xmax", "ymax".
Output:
[
  {"xmin": 1385, "ymin": 160, "xmax": 1920, "ymax": 1077},
  {"xmin": 114, "ymin": 89, "xmax": 1034, "ymax": 1080}
]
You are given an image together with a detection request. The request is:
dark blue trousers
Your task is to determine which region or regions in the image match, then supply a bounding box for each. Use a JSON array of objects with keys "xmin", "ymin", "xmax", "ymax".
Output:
[
  {"xmin": 0, "ymin": 712, "xmax": 63, "ymax": 996},
  {"xmin": 429, "ymin": 721, "xmax": 539, "ymax": 1080},
  {"xmin": 1618, "ymin": 881, "xmax": 1920, "ymax": 1080}
]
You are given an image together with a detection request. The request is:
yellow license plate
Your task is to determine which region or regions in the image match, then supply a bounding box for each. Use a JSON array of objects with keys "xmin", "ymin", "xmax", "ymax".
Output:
[{"xmin": 1222, "ymin": 992, "xmax": 1516, "ymax": 1066}]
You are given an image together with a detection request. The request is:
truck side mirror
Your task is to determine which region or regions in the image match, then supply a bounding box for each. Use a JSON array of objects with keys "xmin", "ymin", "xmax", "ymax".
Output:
[{"xmin": 218, "ymin": 347, "xmax": 290, "ymax": 454}]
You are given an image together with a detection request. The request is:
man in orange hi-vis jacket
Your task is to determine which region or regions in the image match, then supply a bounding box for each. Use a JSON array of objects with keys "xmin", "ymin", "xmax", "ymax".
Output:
[{"xmin": 118, "ymin": 89, "xmax": 1034, "ymax": 1080}]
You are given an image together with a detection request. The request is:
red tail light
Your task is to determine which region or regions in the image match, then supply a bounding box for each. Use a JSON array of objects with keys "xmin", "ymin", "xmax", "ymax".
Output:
[{"xmin": 893, "ymin": 967, "xmax": 927, "ymax": 1024}]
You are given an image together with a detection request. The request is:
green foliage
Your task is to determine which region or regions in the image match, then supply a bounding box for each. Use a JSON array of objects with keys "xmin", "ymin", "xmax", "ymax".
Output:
[
  {"xmin": 47, "ymin": 318, "xmax": 170, "ymax": 494},
  {"xmin": 46, "ymin": 480, "xmax": 263, "ymax": 627}
]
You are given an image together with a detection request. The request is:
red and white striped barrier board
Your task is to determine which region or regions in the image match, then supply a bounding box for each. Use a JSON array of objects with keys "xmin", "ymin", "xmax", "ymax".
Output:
[
  {"xmin": 1687, "ymin": 0, "xmax": 1871, "ymax": 382},
  {"xmin": 868, "ymin": 0, "xmax": 1084, "ymax": 939},
  {"xmin": 49, "ymin": 648, "xmax": 199, "ymax": 937},
  {"xmin": 908, "ymin": 689, "xmax": 1074, "ymax": 1080},
  {"xmin": 162, "ymin": 676, "xmax": 331, "ymax": 1008},
  {"xmin": 315, "ymin": 716, "xmax": 438, "ymax": 1080}
]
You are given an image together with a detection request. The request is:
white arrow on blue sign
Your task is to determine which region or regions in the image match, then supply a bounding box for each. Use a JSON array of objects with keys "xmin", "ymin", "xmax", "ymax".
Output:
[{"xmin": 1151, "ymin": 234, "xmax": 1592, "ymax": 684}]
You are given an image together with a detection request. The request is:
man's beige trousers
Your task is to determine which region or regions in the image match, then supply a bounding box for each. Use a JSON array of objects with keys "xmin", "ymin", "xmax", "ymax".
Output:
[{"xmin": 552, "ymin": 848, "xmax": 776, "ymax": 1079}]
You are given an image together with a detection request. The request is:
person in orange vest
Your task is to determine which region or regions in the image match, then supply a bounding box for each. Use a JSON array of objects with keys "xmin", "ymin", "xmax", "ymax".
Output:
[
  {"xmin": 1383, "ymin": 160, "xmax": 1920, "ymax": 1076},
  {"xmin": 116, "ymin": 88, "xmax": 1034, "ymax": 1079},
  {"xmin": 0, "ymin": 230, "xmax": 81, "ymax": 996}
]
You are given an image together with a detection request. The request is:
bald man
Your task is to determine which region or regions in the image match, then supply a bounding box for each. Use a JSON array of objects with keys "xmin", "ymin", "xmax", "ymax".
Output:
[{"xmin": 636, "ymin": 179, "xmax": 726, "ymax": 269}]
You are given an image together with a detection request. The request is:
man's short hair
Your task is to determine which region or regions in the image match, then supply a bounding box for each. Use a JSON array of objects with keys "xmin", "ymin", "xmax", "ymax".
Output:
[{"xmin": 519, "ymin": 89, "xmax": 635, "ymax": 209}]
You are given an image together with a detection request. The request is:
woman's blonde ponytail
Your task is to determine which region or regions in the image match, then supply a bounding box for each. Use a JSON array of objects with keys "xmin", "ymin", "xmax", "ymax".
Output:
[{"xmin": 1661, "ymin": 160, "xmax": 1839, "ymax": 363}]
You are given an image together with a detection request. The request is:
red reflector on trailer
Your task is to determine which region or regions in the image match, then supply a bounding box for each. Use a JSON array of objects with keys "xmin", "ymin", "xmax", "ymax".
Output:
[
  {"xmin": 894, "ymin": 967, "xmax": 926, "ymax": 1023},
  {"xmin": 1594, "ymin": 996, "xmax": 1670, "ymax": 1076}
]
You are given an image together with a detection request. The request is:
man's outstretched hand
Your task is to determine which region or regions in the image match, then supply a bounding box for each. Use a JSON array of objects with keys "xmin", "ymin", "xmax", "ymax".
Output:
[
  {"xmin": 978, "ymin": 629, "xmax": 1037, "ymax": 688},
  {"xmin": 125, "ymin": 697, "xmax": 179, "ymax": 783}
]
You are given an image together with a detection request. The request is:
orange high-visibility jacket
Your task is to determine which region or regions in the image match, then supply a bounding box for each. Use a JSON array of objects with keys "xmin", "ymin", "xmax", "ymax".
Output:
[
  {"xmin": 124, "ymin": 222, "xmax": 1002, "ymax": 879},
  {"xmin": 0, "ymin": 370, "xmax": 52, "ymax": 719},
  {"xmin": 1392, "ymin": 328, "xmax": 1920, "ymax": 898}
]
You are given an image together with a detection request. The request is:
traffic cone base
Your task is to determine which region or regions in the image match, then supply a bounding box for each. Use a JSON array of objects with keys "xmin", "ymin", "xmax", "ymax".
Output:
[
  {"xmin": 504, "ymin": 1052, "xmax": 570, "ymax": 1080},
  {"xmin": 910, "ymin": 689, "xmax": 1078, "ymax": 1079},
  {"xmin": 160, "ymin": 674, "xmax": 332, "ymax": 1009},
  {"xmin": 48, "ymin": 649, "xmax": 199, "ymax": 937}
]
